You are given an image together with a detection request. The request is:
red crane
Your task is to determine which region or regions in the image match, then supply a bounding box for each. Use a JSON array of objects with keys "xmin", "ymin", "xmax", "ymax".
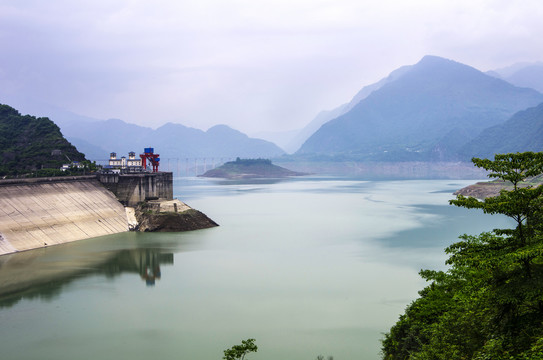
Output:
[{"xmin": 140, "ymin": 148, "xmax": 160, "ymax": 172}]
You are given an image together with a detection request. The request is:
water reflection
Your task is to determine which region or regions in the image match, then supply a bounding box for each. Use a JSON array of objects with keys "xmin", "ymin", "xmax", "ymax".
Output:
[
  {"xmin": 131, "ymin": 250, "xmax": 173, "ymax": 286},
  {"xmin": 0, "ymin": 246, "xmax": 175, "ymax": 308},
  {"xmin": 0, "ymin": 179, "xmax": 514, "ymax": 360}
]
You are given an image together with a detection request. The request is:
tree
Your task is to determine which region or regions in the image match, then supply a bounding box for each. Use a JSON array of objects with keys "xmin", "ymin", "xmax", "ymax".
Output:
[
  {"xmin": 449, "ymin": 152, "xmax": 543, "ymax": 277},
  {"xmin": 0, "ymin": 104, "xmax": 87, "ymax": 176},
  {"xmin": 382, "ymin": 152, "xmax": 543, "ymax": 359},
  {"xmin": 447, "ymin": 152, "xmax": 543, "ymax": 356},
  {"xmin": 223, "ymin": 338, "xmax": 258, "ymax": 360}
]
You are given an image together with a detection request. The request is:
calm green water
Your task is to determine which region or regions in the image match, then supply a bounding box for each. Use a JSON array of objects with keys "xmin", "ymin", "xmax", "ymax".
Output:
[{"xmin": 0, "ymin": 178, "xmax": 513, "ymax": 360}]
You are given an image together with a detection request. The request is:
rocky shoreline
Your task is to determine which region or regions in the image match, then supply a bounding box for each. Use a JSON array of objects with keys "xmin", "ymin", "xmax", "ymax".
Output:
[
  {"xmin": 129, "ymin": 199, "xmax": 218, "ymax": 232},
  {"xmin": 454, "ymin": 177, "xmax": 543, "ymax": 199},
  {"xmin": 453, "ymin": 181, "xmax": 509, "ymax": 199}
]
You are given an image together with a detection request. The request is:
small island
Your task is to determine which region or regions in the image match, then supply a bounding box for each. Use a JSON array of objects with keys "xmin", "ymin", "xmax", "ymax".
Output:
[{"xmin": 199, "ymin": 158, "xmax": 308, "ymax": 179}]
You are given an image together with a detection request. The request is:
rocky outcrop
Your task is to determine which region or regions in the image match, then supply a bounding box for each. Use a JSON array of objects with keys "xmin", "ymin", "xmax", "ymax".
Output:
[
  {"xmin": 453, "ymin": 181, "xmax": 510, "ymax": 199},
  {"xmin": 133, "ymin": 199, "xmax": 218, "ymax": 232},
  {"xmin": 454, "ymin": 177, "xmax": 543, "ymax": 199}
]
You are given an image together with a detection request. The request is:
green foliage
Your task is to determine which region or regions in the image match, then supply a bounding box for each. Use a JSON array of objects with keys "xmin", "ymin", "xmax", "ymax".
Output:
[
  {"xmin": 231, "ymin": 157, "xmax": 272, "ymax": 165},
  {"xmin": 471, "ymin": 152, "xmax": 543, "ymax": 188},
  {"xmin": 382, "ymin": 152, "xmax": 543, "ymax": 359},
  {"xmin": 223, "ymin": 338, "xmax": 258, "ymax": 360},
  {"xmin": 0, "ymin": 104, "xmax": 86, "ymax": 176}
]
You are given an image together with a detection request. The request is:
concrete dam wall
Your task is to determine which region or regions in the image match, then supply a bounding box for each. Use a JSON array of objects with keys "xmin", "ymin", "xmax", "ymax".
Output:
[
  {"xmin": 98, "ymin": 172, "xmax": 173, "ymax": 206},
  {"xmin": 0, "ymin": 177, "xmax": 128, "ymax": 255}
]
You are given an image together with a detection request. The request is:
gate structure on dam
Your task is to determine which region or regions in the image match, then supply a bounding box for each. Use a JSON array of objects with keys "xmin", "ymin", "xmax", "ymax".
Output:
[
  {"xmin": 99, "ymin": 148, "xmax": 173, "ymax": 206},
  {"xmin": 97, "ymin": 171, "xmax": 173, "ymax": 207}
]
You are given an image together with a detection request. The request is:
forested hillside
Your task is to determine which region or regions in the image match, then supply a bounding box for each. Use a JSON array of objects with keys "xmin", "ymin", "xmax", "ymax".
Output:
[
  {"xmin": 460, "ymin": 102, "xmax": 543, "ymax": 160},
  {"xmin": 382, "ymin": 152, "xmax": 543, "ymax": 359},
  {"xmin": 0, "ymin": 104, "xmax": 86, "ymax": 176}
]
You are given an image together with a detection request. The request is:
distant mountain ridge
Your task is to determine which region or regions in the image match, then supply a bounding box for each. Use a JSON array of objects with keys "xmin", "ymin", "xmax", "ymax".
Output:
[
  {"xmin": 460, "ymin": 102, "xmax": 543, "ymax": 159},
  {"xmin": 285, "ymin": 64, "xmax": 412, "ymax": 153},
  {"xmin": 54, "ymin": 117, "xmax": 285, "ymax": 161},
  {"xmin": 297, "ymin": 56, "xmax": 543, "ymax": 161},
  {"xmin": 0, "ymin": 99, "xmax": 285, "ymax": 161},
  {"xmin": 5, "ymin": 55, "xmax": 543, "ymax": 171},
  {"xmin": 487, "ymin": 62, "xmax": 543, "ymax": 93}
]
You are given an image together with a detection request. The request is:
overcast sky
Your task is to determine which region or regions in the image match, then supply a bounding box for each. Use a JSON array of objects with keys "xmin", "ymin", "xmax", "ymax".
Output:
[{"xmin": 1, "ymin": 0, "xmax": 542, "ymax": 135}]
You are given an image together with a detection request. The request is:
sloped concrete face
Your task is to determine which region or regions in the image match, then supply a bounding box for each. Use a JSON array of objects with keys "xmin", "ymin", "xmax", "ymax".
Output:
[{"xmin": 0, "ymin": 178, "xmax": 128, "ymax": 255}]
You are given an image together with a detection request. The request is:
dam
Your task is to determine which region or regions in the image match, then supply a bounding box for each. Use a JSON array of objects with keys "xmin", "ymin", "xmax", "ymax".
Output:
[
  {"xmin": 0, "ymin": 176, "xmax": 129, "ymax": 255},
  {"xmin": 98, "ymin": 171, "xmax": 173, "ymax": 206}
]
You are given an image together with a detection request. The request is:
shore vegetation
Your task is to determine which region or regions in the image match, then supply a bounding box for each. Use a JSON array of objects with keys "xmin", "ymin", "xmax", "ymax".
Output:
[{"xmin": 382, "ymin": 152, "xmax": 543, "ymax": 359}]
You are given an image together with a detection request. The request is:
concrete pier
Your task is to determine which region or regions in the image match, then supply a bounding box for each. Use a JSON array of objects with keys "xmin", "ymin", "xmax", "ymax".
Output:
[{"xmin": 0, "ymin": 177, "xmax": 128, "ymax": 255}]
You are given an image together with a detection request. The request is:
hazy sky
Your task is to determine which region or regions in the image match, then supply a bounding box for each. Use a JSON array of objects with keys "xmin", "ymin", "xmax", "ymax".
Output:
[{"xmin": 1, "ymin": 0, "xmax": 542, "ymax": 134}]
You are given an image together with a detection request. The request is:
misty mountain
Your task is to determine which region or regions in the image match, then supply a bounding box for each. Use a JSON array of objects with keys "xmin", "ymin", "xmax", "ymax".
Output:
[
  {"xmin": 249, "ymin": 128, "xmax": 301, "ymax": 153},
  {"xmin": 487, "ymin": 62, "xmax": 543, "ymax": 93},
  {"xmin": 56, "ymin": 117, "xmax": 284, "ymax": 161},
  {"xmin": 297, "ymin": 56, "xmax": 543, "ymax": 161},
  {"xmin": 460, "ymin": 102, "xmax": 543, "ymax": 159},
  {"xmin": 54, "ymin": 118, "xmax": 152, "ymax": 160},
  {"xmin": 0, "ymin": 99, "xmax": 285, "ymax": 161},
  {"xmin": 286, "ymin": 64, "xmax": 412, "ymax": 153}
]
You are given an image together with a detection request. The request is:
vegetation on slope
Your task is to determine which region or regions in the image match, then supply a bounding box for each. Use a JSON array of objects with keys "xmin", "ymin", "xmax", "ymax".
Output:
[
  {"xmin": 382, "ymin": 152, "xmax": 543, "ymax": 359},
  {"xmin": 0, "ymin": 104, "xmax": 86, "ymax": 176}
]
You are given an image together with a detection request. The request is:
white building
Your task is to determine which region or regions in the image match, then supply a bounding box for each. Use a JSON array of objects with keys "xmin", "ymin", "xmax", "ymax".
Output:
[
  {"xmin": 109, "ymin": 152, "xmax": 142, "ymax": 169},
  {"xmin": 60, "ymin": 161, "xmax": 85, "ymax": 171},
  {"xmin": 126, "ymin": 152, "xmax": 141, "ymax": 167}
]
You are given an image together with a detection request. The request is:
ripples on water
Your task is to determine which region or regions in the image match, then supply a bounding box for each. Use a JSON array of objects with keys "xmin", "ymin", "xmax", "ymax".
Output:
[{"xmin": 0, "ymin": 178, "xmax": 512, "ymax": 360}]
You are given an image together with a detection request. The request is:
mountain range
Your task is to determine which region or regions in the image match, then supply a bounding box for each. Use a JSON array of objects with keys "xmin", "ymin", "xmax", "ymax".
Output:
[
  {"xmin": 487, "ymin": 62, "xmax": 543, "ymax": 93},
  {"xmin": 53, "ymin": 116, "xmax": 284, "ymax": 162},
  {"xmin": 283, "ymin": 64, "xmax": 413, "ymax": 153},
  {"xmin": 296, "ymin": 56, "xmax": 543, "ymax": 161},
  {"xmin": 3, "ymin": 55, "xmax": 543, "ymax": 170}
]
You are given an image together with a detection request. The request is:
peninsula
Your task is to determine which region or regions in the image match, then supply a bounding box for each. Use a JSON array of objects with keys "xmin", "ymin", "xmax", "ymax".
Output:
[
  {"xmin": 199, "ymin": 158, "xmax": 308, "ymax": 179},
  {"xmin": 454, "ymin": 174, "xmax": 543, "ymax": 199}
]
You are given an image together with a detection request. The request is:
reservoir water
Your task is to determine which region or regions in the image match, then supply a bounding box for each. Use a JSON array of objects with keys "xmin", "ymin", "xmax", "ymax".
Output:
[{"xmin": 0, "ymin": 177, "xmax": 513, "ymax": 360}]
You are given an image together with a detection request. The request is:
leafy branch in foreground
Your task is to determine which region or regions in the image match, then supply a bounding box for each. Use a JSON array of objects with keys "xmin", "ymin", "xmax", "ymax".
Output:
[
  {"xmin": 382, "ymin": 152, "xmax": 543, "ymax": 359},
  {"xmin": 223, "ymin": 338, "xmax": 258, "ymax": 360}
]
